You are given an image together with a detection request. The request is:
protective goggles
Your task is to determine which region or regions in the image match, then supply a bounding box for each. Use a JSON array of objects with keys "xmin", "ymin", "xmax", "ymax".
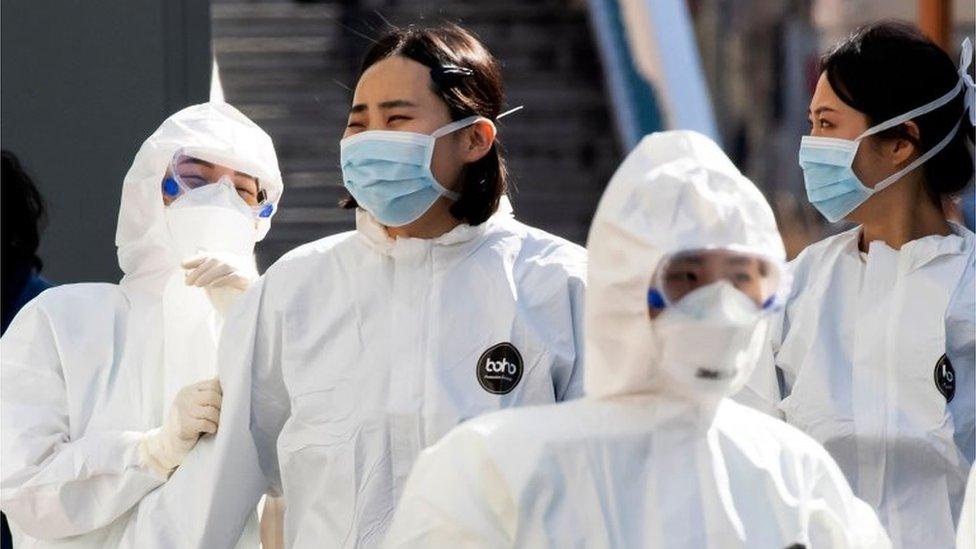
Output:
[
  {"xmin": 647, "ymin": 248, "xmax": 784, "ymax": 312},
  {"xmin": 162, "ymin": 152, "xmax": 277, "ymax": 218}
]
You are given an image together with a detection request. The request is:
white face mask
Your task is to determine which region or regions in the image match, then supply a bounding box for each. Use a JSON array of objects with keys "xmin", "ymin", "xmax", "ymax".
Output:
[
  {"xmin": 652, "ymin": 281, "xmax": 769, "ymax": 400},
  {"xmin": 164, "ymin": 181, "xmax": 257, "ymax": 260}
]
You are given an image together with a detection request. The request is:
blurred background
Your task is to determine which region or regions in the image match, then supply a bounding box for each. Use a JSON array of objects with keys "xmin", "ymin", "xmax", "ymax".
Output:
[{"xmin": 2, "ymin": 0, "xmax": 974, "ymax": 284}]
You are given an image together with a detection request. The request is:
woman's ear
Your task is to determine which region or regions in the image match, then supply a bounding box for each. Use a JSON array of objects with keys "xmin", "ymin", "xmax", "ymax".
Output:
[
  {"xmin": 460, "ymin": 120, "xmax": 496, "ymax": 163},
  {"xmin": 889, "ymin": 121, "xmax": 920, "ymax": 166}
]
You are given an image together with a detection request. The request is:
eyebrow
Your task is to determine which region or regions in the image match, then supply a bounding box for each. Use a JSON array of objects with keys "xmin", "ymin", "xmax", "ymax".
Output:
[
  {"xmin": 808, "ymin": 106, "xmax": 837, "ymax": 116},
  {"xmin": 672, "ymin": 256, "xmax": 704, "ymax": 266},
  {"xmin": 349, "ymin": 99, "xmax": 418, "ymax": 114},
  {"xmin": 178, "ymin": 158, "xmax": 214, "ymax": 168},
  {"xmin": 723, "ymin": 256, "xmax": 754, "ymax": 267},
  {"xmin": 179, "ymin": 158, "xmax": 256, "ymax": 181}
]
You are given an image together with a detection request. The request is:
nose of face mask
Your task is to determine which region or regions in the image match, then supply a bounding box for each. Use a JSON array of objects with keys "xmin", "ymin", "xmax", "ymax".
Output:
[
  {"xmin": 164, "ymin": 183, "xmax": 257, "ymax": 260},
  {"xmin": 668, "ymin": 281, "xmax": 762, "ymax": 322},
  {"xmin": 652, "ymin": 281, "xmax": 768, "ymax": 399}
]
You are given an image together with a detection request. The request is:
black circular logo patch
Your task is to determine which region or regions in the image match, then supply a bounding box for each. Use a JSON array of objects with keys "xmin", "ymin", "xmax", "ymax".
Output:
[
  {"xmin": 934, "ymin": 354, "xmax": 955, "ymax": 403},
  {"xmin": 476, "ymin": 342, "xmax": 523, "ymax": 395}
]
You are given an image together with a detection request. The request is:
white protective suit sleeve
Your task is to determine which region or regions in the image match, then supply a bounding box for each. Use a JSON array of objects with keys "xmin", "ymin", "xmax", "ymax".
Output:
[
  {"xmin": 384, "ymin": 428, "xmax": 515, "ymax": 548},
  {"xmin": 0, "ymin": 298, "xmax": 166, "ymax": 539},
  {"xmin": 120, "ymin": 277, "xmax": 289, "ymax": 548},
  {"xmin": 558, "ymin": 274, "xmax": 587, "ymax": 401}
]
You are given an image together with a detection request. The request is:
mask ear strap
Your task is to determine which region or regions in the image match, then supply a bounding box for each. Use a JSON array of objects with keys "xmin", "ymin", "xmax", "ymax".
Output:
[
  {"xmin": 496, "ymin": 105, "xmax": 524, "ymax": 120},
  {"xmin": 960, "ymin": 37, "xmax": 975, "ymax": 126},
  {"xmin": 431, "ymin": 115, "xmax": 485, "ymax": 138},
  {"xmin": 431, "ymin": 106, "xmax": 526, "ymax": 139},
  {"xmin": 860, "ymin": 37, "xmax": 974, "ymax": 140},
  {"xmin": 872, "ymin": 114, "xmax": 964, "ymax": 193},
  {"xmin": 859, "ymin": 78, "xmax": 964, "ymax": 140}
]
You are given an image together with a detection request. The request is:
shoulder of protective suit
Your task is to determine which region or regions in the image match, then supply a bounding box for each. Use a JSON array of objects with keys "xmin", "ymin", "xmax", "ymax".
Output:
[
  {"xmin": 267, "ymin": 231, "xmax": 359, "ymax": 274},
  {"xmin": 790, "ymin": 227, "xmax": 859, "ymax": 268},
  {"xmin": 499, "ymin": 218, "xmax": 587, "ymax": 280},
  {"xmin": 787, "ymin": 226, "xmax": 860, "ymax": 290},
  {"xmin": 5, "ymin": 283, "xmax": 122, "ymax": 331},
  {"xmin": 451, "ymin": 400, "xmax": 589, "ymax": 449},
  {"xmin": 717, "ymin": 399, "xmax": 835, "ymax": 463},
  {"xmin": 29, "ymin": 283, "xmax": 121, "ymax": 310}
]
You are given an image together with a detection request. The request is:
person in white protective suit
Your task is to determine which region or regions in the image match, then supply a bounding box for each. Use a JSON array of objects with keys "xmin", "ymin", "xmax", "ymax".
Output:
[
  {"xmin": 0, "ymin": 102, "xmax": 283, "ymax": 548},
  {"xmin": 384, "ymin": 130, "xmax": 891, "ymax": 549},
  {"xmin": 118, "ymin": 24, "xmax": 586, "ymax": 548},
  {"xmin": 736, "ymin": 23, "xmax": 976, "ymax": 549}
]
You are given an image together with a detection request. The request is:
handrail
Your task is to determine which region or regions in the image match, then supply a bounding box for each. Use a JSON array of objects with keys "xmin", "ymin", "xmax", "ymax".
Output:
[{"xmin": 585, "ymin": 0, "xmax": 719, "ymax": 148}]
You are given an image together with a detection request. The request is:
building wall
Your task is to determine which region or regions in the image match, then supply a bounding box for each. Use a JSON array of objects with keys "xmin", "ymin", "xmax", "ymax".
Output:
[{"xmin": 1, "ymin": 0, "xmax": 212, "ymax": 283}]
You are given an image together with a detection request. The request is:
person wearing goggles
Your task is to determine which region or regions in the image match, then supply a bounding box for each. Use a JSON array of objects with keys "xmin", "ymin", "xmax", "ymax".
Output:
[
  {"xmin": 118, "ymin": 24, "xmax": 586, "ymax": 549},
  {"xmin": 162, "ymin": 152, "xmax": 277, "ymax": 219},
  {"xmin": 0, "ymin": 102, "xmax": 282, "ymax": 548},
  {"xmin": 383, "ymin": 131, "xmax": 888, "ymax": 549}
]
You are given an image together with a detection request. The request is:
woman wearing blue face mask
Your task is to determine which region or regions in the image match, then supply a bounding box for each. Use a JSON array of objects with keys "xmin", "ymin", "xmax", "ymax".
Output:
[
  {"xmin": 738, "ymin": 21, "xmax": 975, "ymax": 549},
  {"xmin": 118, "ymin": 24, "xmax": 587, "ymax": 548}
]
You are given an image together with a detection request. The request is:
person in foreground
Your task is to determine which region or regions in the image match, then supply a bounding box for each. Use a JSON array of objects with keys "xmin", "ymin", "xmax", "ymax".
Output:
[
  {"xmin": 0, "ymin": 102, "xmax": 283, "ymax": 548},
  {"xmin": 383, "ymin": 130, "xmax": 891, "ymax": 549}
]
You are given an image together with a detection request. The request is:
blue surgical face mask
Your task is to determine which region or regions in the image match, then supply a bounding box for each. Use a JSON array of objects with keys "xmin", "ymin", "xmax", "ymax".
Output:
[
  {"xmin": 340, "ymin": 115, "xmax": 488, "ymax": 227},
  {"xmin": 799, "ymin": 37, "xmax": 974, "ymax": 223}
]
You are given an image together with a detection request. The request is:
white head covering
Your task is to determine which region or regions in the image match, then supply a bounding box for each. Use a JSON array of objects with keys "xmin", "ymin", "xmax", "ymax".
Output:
[
  {"xmin": 583, "ymin": 130, "xmax": 784, "ymax": 399},
  {"xmin": 116, "ymin": 101, "xmax": 282, "ymax": 291},
  {"xmin": 113, "ymin": 102, "xmax": 282, "ymax": 414}
]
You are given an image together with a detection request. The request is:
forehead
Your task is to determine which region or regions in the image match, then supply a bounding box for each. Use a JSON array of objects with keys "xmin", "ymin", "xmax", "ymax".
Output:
[
  {"xmin": 669, "ymin": 251, "xmax": 757, "ymax": 267},
  {"xmin": 352, "ymin": 56, "xmax": 439, "ymax": 106},
  {"xmin": 810, "ymin": 72, "xmax": 851, "ymax": 111},
  {"xmin": 175, "ymin": 156, "xmax": 256, "ymax": 179}
]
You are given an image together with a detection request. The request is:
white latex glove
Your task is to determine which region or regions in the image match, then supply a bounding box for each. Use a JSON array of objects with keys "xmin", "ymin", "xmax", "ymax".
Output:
[
  {"xmin": 181, "ymin": 252, "xmax": 258, "ymax": 315},
  {"xmin": 139, "ymin": 378, "xmax": 222, "ymax": 477},
  {"xmin": 182, "ymin": 252, "xmax": 258, "ymax": 291}
]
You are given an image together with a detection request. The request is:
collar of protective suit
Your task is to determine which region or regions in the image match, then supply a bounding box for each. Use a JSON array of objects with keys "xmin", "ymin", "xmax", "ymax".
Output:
[
  {"xmin": 841, "ymin": 221, "xmax": 971, "ymax": 272},
  {"xmin": 115, "ymin": 102, "xmax": 282, "ymax": 296},
  {"xmin": 583, "ymin": 130, "xmax": 785, "ymax": 400},
  {"xmin": 354, "ymin": 194, "xmax": 516, "ymax": 257}
]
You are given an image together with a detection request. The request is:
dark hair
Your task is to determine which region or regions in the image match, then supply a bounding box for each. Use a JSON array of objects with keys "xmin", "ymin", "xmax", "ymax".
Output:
[
  {"xmin": 2, "ymin": 150, "xmax": 47, "ymax": 271},
  {"xmin": 820, "ymin": 21, "xmax": 974, "ymax": 203},
  {"xmin": 340, "ymin": 24, "xmax": 508, "ymax": 225}
]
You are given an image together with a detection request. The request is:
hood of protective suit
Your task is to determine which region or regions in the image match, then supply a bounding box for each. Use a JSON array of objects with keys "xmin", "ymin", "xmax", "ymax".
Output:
[
  {"xmin": 115, "ymin": 102, "xmax": 282, "ymax": 285},
  {"xmin": 583, "ymin": 130, "xmax": 784, "ymax": 399}
]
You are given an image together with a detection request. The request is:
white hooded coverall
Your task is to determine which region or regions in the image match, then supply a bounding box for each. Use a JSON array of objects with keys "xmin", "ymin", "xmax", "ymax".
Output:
[
  {"xmin": 119, "ymin": 199, "xmax": 586, "ymax": 547},
  {"xmin": 384, "ymin": 131, "xmax": 891, "ymax": 549},
  {"xmin": 0, "ymin": 102, "xmax": 282, "ymax": 548}
]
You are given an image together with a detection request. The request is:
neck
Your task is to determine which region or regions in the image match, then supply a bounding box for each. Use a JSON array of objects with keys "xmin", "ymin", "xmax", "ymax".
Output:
[
  {"xmin": 856, "ymin": 176, "xmax": 951, "ymax": 251},
  {"xmin": 385, "ymin": 197, "xmax": 461, "ymax": 239}
]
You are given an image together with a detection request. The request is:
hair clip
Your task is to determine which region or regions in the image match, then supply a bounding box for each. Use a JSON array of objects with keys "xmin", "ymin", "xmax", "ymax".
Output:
[{"xmin": 430, "ymin": 65, "xmax": 474, "ymax": 89}]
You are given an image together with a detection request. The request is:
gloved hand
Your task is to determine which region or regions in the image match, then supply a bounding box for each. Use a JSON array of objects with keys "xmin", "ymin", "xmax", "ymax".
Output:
[
  {"xmin": 181, "ymin": 252, "xmax": 258, "ymax": 315},
  {"xmin": 139, "ymin": 378, "xmax": 222, "ymax": 477},
  {"xmin": 182, "ymin": 252, "xmax": 258, "ymax": 291}
]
